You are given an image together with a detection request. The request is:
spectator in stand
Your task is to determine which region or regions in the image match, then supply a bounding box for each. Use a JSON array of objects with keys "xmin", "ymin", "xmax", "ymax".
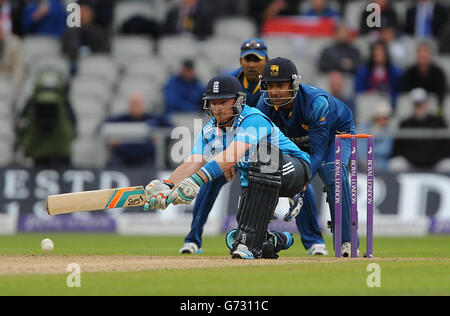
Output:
[
  {"xmin": 438, "ymin": 20, "xmax": 450, "ymax": 54},
  {"xmin": 401, "ymin": 41, "xmax": 447, "ymax": 115},
  {"xmin": 359, "ymin": 0, "xmax": 398, "ymax": 35},
  {"xmin": 89, "ymin": 0, "xmax": 115, "ymax": 29},
  {"xmin": 328, "ymin": 70, "xmax": 356, "ymax": 119},
  {"xmin": 118, "ymin": 0, "xmax": 162, "ymax": 39},
  {"xmin": 303, "ymin": 0, "xmax": 339, "ymax": 18},
  {"xmin": 62, "ymin": 0, "xmax": 110, "ymax": 61},
  {"xmin": 405, "ymin": 0, "xmax": 448, "ymax": 38},
  {"xmin": 0, "ymin": 22, "xmax": 24, "ymax": 93},
  {"xmin": 104, "ymin": 92, "xmax": 172, "ymax": 167},
  {"xmin": 0, "ymin": 0, "xmax": 26, "ymax": 37},
  {"xmin": 22, "ymin": 0, "xmax": 67, "ymax": 38},
  {"xmin": 358, "ymin": 102, "xmax": 394, "ymax": 172},
  {"xmin": 378, "ymin": 21, "xmax": 407, "ymax": 68},
  {"xmin": 318, "ymin": 23, "xmax": 361, "ymax": 74},
  {"xmin": 354, "ymin": 40, "xmax": 402, "ymax": 106},
  {"xmin": 391, "ymin": 88, "xmax": 450, "ymax": 170},
  {"xmin": 207, "ymin": 0, "xmax": 241, "ymax": 16},
  {"xmin": 336, "ymin": 0, "xmax": 349, "ymax": 16},
  {"xmin": 164, "ymin": 0, "xmax": 214, "ymax": 40},
  {"xmin": 247, "ymin": 0, "xmax": 301, "ymax": 34},
  {"xmin": 163, "ymin": 59, "xmax": 205, "ymax": 115}
]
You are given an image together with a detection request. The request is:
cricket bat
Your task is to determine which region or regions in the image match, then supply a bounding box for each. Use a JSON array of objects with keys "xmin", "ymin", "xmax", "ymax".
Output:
[{"xmin": 46, "ymin": 186, "xmax": 146, "ymax": 215}]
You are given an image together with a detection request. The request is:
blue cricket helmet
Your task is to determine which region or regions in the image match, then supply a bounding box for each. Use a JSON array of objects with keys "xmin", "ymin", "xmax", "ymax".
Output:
[{"xmin": 203, "ymin": 75, "xmax": 247, "ymax": 126}]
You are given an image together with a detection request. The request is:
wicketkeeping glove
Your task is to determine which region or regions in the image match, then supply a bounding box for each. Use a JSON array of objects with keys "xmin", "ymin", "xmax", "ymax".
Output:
[
  {"xmin": 283, "ymin": 192, "xmax": 304, "ymax": 222},
  {"xmin": 166, "ymin": 176, "xmax": 203, "ymax": 206},
  {"xmin": 144, "ymin": 180, "xmax": 175, "ymax": 210}
]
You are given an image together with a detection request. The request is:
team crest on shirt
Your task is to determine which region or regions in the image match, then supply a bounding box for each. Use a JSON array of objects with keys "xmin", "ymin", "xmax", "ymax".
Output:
[
  {"xmin": 213, "ymin": 81, "xmax": 220, "ymax": 93},
  {"xmin": 318, "ymin": 116, "xmax": 327, "ymax": 126},
  {"xmin": 270, "ymin": 65, "xmax": 279, "ymax": 77}
]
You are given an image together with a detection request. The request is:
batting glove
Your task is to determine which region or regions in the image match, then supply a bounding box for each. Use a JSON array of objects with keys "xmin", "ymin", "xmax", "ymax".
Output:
[
  {"xmin": 144, "ymin": 180, "xmax": 174, "ymax": 210},
  {"xmin": 167, "ymin": 176, "xmax": 203, "ymax": 206}
]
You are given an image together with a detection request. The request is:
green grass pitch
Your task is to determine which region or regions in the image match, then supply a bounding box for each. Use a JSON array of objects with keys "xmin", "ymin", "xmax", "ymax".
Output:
[{"xmin": 0, "ymin": 234, "xmax": 448, "ymax": 296}]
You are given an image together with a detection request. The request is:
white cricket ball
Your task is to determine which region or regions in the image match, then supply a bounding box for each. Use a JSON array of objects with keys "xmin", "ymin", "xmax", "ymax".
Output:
[{"xmin": 41, "ymin": 238, "xmax": 54, "ymax": 252}]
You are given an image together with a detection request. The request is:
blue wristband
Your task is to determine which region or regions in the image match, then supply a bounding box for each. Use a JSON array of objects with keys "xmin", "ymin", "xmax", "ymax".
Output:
[{"xmin": 200, "ymin": 160, "xmax": 224, "ymax": 182}]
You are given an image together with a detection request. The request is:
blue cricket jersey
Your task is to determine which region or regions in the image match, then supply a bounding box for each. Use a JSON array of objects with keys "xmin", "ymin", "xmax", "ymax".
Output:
[
  {"xmin": 257, "ymin": 84, "xmax": 355, "ymax": 177},
  {"xmin": 229, "ymin": 68, "xmax": 262, "ymax": 107},
  {"xmin": 191, "ymin": 106, "xmax": 311, "ymax": 187}
]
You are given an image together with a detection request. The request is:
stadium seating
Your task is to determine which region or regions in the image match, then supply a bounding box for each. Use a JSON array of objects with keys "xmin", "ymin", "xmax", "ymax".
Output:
[
  {"xmin": 0, "ymin": 116, "xmax": 14, "ymax": 140},
  {"xmin": 0, "ymin": 79, "xmax": 14, "ymax": 165},
  {"xmin": 290, "ymin": 56, "xmax": 318, "ymax": 85},
  {"xmin": 70, "ymin": 75, "xmax": 113, "ymax": 106},
  {"xmin": 395, "ymin": 93, "xmax": 439, "ymax": 121},
  {"xmin": 201, "ymin": 37, "xmax": 239, "ymax": 71},
  {"xmin": 76, "ymin": 116, "xmax": 104, "ymax": 138},
  {"xmin": 261, "ymin": 36, "xmax": 298, "ymax": 60},
  {"xmin": 193, "ymin": 59, "xmax": 217, "ymax": 84},
  {"xmin": 344, "ymin": 0, "xmax": 368, "ymax": 29},
  {"xmin": 0, "ymin": 139, "xmax": 13, "ymax": 166},
  {"xmin": 77, "ymin": 55, "xmax": 120, "ymax": 85},
  {"xmin": 354, "ymin": 35, "xmax": 371, "ymax": 61},
  {"xmin": 109, "ymin": 96, "xmax": 130, "ymax": 116},
  {"xmin": 5, "ymin": 0, "xmax": 450, "ymax": 169},
  {"xmin": 22, "ymin": 36, "xmax": 60, "ymax": 68},
  {"xmin": 0, "ymin": 77, "xmax": 14, "ymax": 109},
  {"xmin": 112, "ymin": 36, "xmax": 155, "ymax": 67},
  {"xmin": 117, "ymin": 75, "xmax": 153, "ymax": 99},
  {"xmin": 302, "ymin": 38, "xmax": 333, "ymax": 62},
  {"xmin": 71, "ymin": 96, "xmax": 107, "ymax": 119},
  {"xmin": 213, "ymin": 17, "xmax": 258, "ymax": 43},
  {"xmin": 355, "ymin": 93, "xmax": 391, "ymax": 124},
  {"xmin": 314, "ymin": 73, "xmax": 354, "ymax": 96},
  {"xmin": 443, "ymin": 95, "xmax": 450, "ymax": 124},
  {"xmin": 116, "ymin": 75, "xmax": 164, "ymax": 111},
  {"xmin": 28, "ymin": 56, "xmax": 71, "ymax": 80},
  {"xmin": 435, "ymin": 56, "xmax": 450, "ymax": 89},
  {"xmin": 124, "ymin": 57, "xmax": 169, "ymax": 86},
  {"xmin": 158, "ymin": 35, "xmax": 201, "ymax": 67},
  {"xmin": 113, "ymin": 0, "xmax": 154, "ymax": 32},
  {"xmin": 71, "ymin": 138, "xmax": 107, "ymax": 168}
]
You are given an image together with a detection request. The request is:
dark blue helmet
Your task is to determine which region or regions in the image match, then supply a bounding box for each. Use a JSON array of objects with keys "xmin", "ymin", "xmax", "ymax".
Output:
[
  {"xmin": 203, "ymin": 75, "xmax": 244, "ymax": 100},
  {"xmin": 203, "ymin": 75, "xmax": 247, "ymax": 126},
  {"xmin": 259, "ymin": 57, "xmax": 301, "ymax": 108}
]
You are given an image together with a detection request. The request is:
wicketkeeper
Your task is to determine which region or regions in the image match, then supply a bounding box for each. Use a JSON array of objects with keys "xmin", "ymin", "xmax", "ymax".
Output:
[
  {"xmin": 257, "ymin": 57, "xmax": 357, "ymax": 257},
  {"xmin": 144, "ymin": 75, "xmax": 311, "ymax": 259}
]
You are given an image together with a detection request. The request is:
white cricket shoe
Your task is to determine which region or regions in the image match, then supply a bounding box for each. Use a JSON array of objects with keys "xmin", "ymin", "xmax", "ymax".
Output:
[
  {"xmin": 341, "ymin": 242, "xmax": 360, "ymax": 257},
  {"xmin": 231, "ymin": 244, "xmax": 255, "ymax": 260},
  {"xmin": 308, "ymin": 243, "xmax": 329, "ymax": 256},
  {"xmin": 179, "ymin": 242, "xmax": 203, "ymax": 254}
]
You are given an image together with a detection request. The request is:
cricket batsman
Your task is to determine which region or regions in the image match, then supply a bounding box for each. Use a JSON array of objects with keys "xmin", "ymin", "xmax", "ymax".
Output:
[
  {"xmin": 178, "ymin": 38, "xmax": 326, "ymax": 256},
  {"xmin": 257, "ymin": 57, "xmax": 357, "ymax": 257},
  {"xmin": 144, "ymin": 75, "xmax": 312, "ymax": 259},
  {"xmin": 177, "ymin": 38, "xmax": 269, "ymax": 255}
]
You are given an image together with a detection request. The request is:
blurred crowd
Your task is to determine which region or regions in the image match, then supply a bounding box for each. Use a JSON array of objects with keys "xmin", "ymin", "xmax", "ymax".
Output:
[{"xmin": 1, "ymin": 0, "xmax": 450, "ymax": 172}]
